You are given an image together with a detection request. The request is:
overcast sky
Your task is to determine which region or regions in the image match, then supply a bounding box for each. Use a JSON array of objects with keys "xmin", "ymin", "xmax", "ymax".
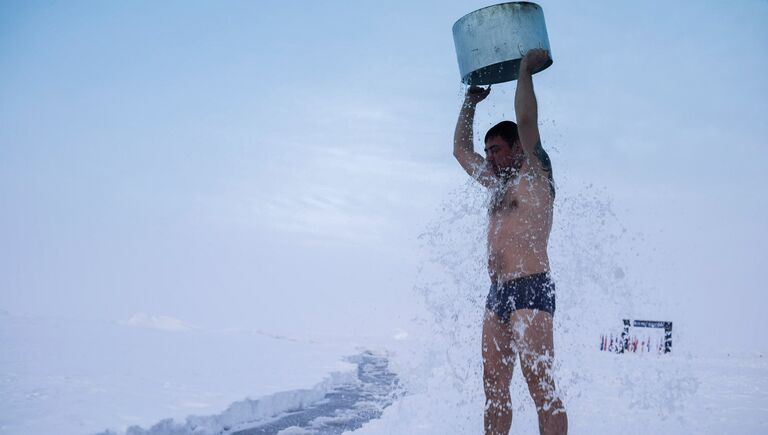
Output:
[{"xmin": 1, "ymin": 0, "xmax": 766, "ymax": 353}]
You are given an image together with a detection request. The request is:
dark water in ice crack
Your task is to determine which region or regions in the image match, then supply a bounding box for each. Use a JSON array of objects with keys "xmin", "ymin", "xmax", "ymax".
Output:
[{"xmin": 231, "ymin": 352, "xmax": 400, "ymax": 435}]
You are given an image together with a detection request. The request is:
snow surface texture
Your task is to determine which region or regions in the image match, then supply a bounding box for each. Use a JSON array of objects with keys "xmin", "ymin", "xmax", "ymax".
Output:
[
  {"xmin": 0, "ymin": 313, "xmax": 357, "ymax": 435},
  {"xmin": 90, "ymin": 352, "xmax": 399, "ymax": 435},
  {"xmin": 94, "ymin": 367, "xmax": 360, "ymax": 435}
]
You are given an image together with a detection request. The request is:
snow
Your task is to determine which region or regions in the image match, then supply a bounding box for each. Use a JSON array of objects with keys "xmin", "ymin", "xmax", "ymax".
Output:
[
  {"xmin": 121, "ymin": 313, "xmax": 197, "ymax": 332},
  {"xmin": 0, "ymin": 313, "xmax": 357, "ymax": 435},
  {"xmin": 348, "ymin": 345, "xmax": 768, "ymax": 434},
  {"xmin": 99, "ymin": 369, "xmax": 359, "ymax": 435},
  {"xmin": 4, "ymin": 181, "xmax": 767, "ymax": 435},
  {"xmin": 3, "ymin": 181, "xmax": 767, "ymax": 435}
]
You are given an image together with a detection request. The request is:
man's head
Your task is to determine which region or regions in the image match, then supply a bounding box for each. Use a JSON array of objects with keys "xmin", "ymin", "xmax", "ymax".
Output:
[{"xmin": 484, "ymin": 121, "xmax": 525, "ymax": 177}]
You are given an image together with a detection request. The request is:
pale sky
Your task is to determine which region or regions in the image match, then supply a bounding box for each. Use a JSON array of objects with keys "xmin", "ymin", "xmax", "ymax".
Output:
[{"xmin": 1, "ymin": 1, "xmax": 766, "ymax": 353}]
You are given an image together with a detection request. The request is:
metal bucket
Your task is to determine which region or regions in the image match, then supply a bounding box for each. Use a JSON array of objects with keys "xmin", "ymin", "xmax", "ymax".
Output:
[{"xmin": 452, "ymin": 2, "xmax": 552, "ymax": 85}]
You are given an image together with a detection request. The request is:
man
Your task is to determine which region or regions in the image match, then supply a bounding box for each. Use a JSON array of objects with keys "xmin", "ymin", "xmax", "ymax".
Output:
[{"xmin": 452, "ymin": 49, "xmax": 568, "ymax": 435}]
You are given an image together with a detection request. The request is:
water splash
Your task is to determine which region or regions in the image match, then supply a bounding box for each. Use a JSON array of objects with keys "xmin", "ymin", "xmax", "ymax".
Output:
[{"xmin": 407, "ymin": 172, "xmax": 699, "ymax": 432}]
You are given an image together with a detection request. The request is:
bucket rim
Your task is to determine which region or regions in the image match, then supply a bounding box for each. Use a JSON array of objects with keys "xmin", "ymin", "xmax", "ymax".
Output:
[{"xmin": 452, "ymin": 1, "xmax": 543, "ymax": 32}]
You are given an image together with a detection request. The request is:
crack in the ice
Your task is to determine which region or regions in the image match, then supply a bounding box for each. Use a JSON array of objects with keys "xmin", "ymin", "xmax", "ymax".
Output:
[{"xmin": 229, "ymin": 352, "xmax": 401, "ymax": 435}]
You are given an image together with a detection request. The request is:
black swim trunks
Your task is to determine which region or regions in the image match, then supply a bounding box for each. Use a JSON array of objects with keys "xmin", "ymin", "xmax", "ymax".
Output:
[{"xmin": 486, "ymin": 272, "xmax": 556, "ymax": 321}]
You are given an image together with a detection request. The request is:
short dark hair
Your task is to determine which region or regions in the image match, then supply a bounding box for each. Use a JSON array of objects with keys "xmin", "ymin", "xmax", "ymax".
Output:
[{"xmin": 484, "ymin": 121, "xmax": 519, "ymax": 147}]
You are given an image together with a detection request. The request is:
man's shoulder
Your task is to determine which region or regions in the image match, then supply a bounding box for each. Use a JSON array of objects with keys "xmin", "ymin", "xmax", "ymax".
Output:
[
  {"xmin": 533, "ymin": 140, "xmax": 553, "ymax": 174},
  {"xmin": 530, "ymin": 142, "xmax": 555, "ymax": 199},
  {"xmin": 516, "ymin": 166, "xmax": 555, "ymax": 201}
]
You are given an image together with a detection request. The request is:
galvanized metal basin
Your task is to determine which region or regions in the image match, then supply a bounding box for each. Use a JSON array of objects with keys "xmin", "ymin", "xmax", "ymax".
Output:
[{"xmin": 452, "ymin": 2, "xmax": 552, "ymax": 85}]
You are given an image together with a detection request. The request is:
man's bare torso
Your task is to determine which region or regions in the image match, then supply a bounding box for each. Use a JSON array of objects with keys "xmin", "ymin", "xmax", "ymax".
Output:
[{"xmin": 487, "ymin": 162, "xmax": 554, "ymax": 282}]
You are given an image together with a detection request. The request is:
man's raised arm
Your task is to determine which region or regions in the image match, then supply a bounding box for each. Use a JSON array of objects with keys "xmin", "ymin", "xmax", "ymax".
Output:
[
  {"xmin": 454, "ymin": 85, "xmax": 494, "ymax": 187},
  {"xmin": 515, "ymin": 49, "xmax": 551, "ymax": 167}
]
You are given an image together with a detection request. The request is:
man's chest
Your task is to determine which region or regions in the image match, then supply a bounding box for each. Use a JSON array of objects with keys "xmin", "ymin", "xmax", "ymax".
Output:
[{"xmin": 490, "ymin": 174, "xmax": 549, "ymax": 215}]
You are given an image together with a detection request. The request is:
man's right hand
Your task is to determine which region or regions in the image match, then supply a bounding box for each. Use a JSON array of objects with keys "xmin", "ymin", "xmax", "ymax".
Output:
[
  {"xmin": 521, "ymin": 49, "xmax": 551, "ymax": 75},
  {"xmin": 464, "ymin": 85, "xmax": 491, "ymax": 106}
]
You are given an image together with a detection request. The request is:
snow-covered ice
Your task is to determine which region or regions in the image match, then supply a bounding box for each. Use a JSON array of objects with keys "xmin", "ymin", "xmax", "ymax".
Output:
[
  {"xmin": 4, "ymin": 180, "xmax": 768, "ymax": 435},
  {"xmin": 348, "ymin": 340, "xmax": 768, "ymax": 435},
  {"xmin": 4, "ymin": 309, "xmax": 766, "ymax": 435},
  {"xmin": 0, "ymin": 312, "xmax": 357, "ymax": 435}
]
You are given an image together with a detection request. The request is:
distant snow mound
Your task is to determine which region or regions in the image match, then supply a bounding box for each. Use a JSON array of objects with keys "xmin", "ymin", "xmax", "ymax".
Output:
[{"xmin": 122, "ymin": 313, "xmax": 195, "ymax": 332}]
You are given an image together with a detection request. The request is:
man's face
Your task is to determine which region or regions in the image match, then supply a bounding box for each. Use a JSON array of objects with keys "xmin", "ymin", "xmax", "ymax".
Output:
[{"xmin": 484, "ymin": 135, "xmax": 524, "ymax": 177}]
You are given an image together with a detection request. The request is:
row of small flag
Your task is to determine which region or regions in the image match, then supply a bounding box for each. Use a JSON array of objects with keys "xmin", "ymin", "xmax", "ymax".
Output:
[{"xmin": 599, "ymin": 333, "xmax": 665, "ymax": 354}]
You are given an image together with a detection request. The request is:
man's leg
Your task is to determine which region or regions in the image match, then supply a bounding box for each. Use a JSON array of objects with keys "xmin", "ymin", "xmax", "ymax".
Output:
[
  {"xmin": 512, "ymin": 309, "xmax": 568, "ymax": 435},
  {"xmin": 482, "ymin": 311, "xmax": 516, "ymax": 435}
]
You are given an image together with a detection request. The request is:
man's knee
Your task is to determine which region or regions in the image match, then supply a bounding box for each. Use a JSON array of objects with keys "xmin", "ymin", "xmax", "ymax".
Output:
[
  {"xmin": 484, "ymin": 391, "xmax": 512, "ymax": 413},
  {"xmin": 529, "ymin": 384, "xmax": 564, "ymax": 414},
  {"xmin": 483, "ymin": 372, "xmax": 509, "ymax": 395},
  {"xmin": 520, "ymin": 364, "xmax": 559, "ymax": 409}
]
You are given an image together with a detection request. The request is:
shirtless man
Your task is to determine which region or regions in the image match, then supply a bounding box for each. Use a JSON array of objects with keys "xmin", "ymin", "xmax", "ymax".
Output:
[{"xmin": 452, "ymin": 49, "xmax": 568, "ymax": 435}]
